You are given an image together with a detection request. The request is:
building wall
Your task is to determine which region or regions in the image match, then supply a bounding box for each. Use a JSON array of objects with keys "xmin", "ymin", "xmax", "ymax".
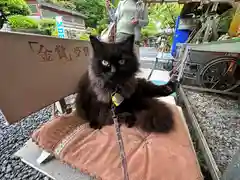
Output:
[
  {"xmin": 26, "ymin": 0, "xmax": 87, "ymax": 39},
  {"xmin": 41, "ymin": 8, "xmax": 86, "ymax": 39},
  {"xmin": 41, "ymin": 9, "xmax": 85, "ymax": 26},
  {"xmin": 26, "ymin": 0, "xmax": 41, "ymax": 16}
]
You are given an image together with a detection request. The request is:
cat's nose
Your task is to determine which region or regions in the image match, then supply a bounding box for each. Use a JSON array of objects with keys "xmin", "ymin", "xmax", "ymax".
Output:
[{"xmin": 111, "ymin": 66, "xmax": 116, "ymax": 73}]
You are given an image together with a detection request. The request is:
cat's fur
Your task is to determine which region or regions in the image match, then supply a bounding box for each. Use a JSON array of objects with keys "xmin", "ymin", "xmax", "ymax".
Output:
[{"xmin": 75, "ymin": 35, "xmax": 177, "ymax": 133}]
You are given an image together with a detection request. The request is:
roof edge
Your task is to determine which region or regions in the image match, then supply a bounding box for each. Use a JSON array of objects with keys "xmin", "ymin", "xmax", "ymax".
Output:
[{"xmin": 36, "ymin": 0, "xmax": 87, "ymax": 19}]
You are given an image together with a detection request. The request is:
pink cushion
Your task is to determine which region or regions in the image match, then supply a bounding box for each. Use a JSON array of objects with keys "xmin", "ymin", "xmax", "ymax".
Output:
[{"xmin": 32, "ymin": 105, "xmax": 203, "ymax": 180}]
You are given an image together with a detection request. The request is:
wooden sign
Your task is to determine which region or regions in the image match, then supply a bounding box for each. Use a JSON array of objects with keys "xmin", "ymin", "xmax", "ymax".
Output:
[{"xmin": 0, "ymin": 32, "xmax": 91, "ymax": 123}]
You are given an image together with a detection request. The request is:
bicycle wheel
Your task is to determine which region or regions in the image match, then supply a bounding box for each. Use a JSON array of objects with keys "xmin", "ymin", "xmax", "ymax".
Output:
[{"xmin": 197, "ymin": 56, "xmax": 240, "ymax": 92}]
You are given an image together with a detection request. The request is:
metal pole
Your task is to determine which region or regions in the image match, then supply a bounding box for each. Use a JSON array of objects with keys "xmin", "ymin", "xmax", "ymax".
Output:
[{"xmin": 177, "ymin": 44, "xmax": 189, "ymax": 82}]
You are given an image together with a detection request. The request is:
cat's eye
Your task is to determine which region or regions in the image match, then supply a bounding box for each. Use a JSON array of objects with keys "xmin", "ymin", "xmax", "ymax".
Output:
[
  {"xmin": 101, "ymin": 60, "xmax": 110, "ymax": 67},
  {"xmin": 119, "ymin": 59, "xmax": 125, "ymax": 65}
]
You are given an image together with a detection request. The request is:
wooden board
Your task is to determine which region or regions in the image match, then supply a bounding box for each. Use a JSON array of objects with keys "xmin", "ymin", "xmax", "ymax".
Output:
[
  {"xmin": 0, "ymin": 32, "xmax": 90, "ymax": 124},
  {"xmin": 15, "ymin": 139, "xmax": 92, "ymax": 180},
  {"xmin": 158, "ymin": 96, "xmax": 176, "ymax": 105}
]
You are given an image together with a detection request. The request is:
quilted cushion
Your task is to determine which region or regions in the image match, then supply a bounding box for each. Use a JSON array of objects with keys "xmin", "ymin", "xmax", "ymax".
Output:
[{"xmin": 32, "ymin": 105, "xmax": 203, "ymax": 180}]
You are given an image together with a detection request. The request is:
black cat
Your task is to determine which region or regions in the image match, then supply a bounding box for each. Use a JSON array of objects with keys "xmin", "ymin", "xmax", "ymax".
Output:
[{"xmin": 75, "ymin": 35, "xmax": 177, "ymax": 133}]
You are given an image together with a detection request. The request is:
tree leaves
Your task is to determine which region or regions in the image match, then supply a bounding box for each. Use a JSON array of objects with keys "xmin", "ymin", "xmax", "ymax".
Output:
[
  {"xmin": 74, "ymin": 0, "xmax": 106, "ymax": 27},
  {"xmin": 141, "ymin": 3, "xmax": 183, "ymax": 39},
  {"xmin": 0, "ymin": 0, "xmax": 31, "ymax": 16},
  {"xmin": 45, "ymin": 0, "xmax": 106, "ymax": 27}
]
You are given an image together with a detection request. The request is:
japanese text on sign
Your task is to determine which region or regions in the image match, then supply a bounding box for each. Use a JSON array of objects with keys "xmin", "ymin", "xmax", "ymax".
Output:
[{"xmin": 28, "ymin": 41, "xmax": 89, "ymax": 62}]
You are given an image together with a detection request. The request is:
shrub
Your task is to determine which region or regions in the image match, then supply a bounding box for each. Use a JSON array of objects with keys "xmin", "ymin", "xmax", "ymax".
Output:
[
  {"xmin": 8, "ymin": 15, "xmax": 38, "ymax": 29},
  {"xmin": 39, "ymin": 18, "xmax": 56, "ymax": 35},
  {"xmin": 58, "ymin": 1, "xmax": 76, "ymax": 10},
  {"xmin": 79, "ymin": 32, "xmax": 90, "ymax": 41},
  {"xmin": 51, "ymin": 28, "xmax": 58, "ymax": 37},
  {"xmin": 45, "ymin": 0, "xmax": 76, "ymax": 10},
  {"xmin": 86, "ymin": 27, "xmax": 98, "ymax": 36},
  {"xmin": 96, "ymin": 23, "xmax": 108, "ymax": 35},
  {"xmin": 0, "ymin": 0, "xmax": 31, "ymax": 16},
  {"xmin": 78, "ymin": 27, "xmax": 100, "ymax": 40}
]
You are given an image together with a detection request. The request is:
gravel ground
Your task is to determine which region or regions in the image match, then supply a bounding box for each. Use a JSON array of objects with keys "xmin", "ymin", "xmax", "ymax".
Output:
[
  {"xmin": 185, "ymin": 90, "xmax": 240, "ymax": 172},
  {"xmin": 0, "ymin": 107, "xmax": 52, "ymax": 180}
]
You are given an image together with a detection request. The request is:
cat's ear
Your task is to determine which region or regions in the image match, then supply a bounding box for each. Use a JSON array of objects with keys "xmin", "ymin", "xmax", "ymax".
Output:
[
  {"xmin": 122, "ymin": 35, "xmax": 134, "ymax": 52},
  {"xmin": 89, "ymin": 35, "xmax": 103, "ymax": 53}
]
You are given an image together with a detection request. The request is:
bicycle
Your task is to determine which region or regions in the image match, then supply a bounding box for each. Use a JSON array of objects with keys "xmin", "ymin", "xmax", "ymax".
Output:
[
  {"xmin": 186, "ymin": 3, "xmax": 220, "ymax": 44},
  {"xmin": 171, "ymin": 47, "xmax": 240, "ymax": 92},
  {"xmin": 197, "ymin": 55, "xmax": 240, "ymax": 92}
]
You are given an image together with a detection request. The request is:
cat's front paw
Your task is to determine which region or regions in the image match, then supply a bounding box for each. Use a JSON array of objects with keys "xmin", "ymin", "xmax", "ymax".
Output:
[
  {"xmin": 118, "ymin": 112, "xmax": 135, "ymax": 128},
  {"xmin": 165, "ymin": 79, "xmax": 179, "ymax": 94},
  {"xmin": 89, "ymin": 121, "xmax": 102, "ymax": 130},
  {"xmin": 126, "ymin": 121, "xmax": 135, "ymax": 128}
]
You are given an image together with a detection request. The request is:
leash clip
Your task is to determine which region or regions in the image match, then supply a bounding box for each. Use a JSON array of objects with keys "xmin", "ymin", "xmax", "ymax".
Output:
[{"xmin": 111, "ymin": 92, "xmax": 124, "ymax": 107}]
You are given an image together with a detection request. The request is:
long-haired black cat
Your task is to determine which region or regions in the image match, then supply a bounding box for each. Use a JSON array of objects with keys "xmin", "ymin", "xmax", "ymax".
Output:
[{"xmin": 75, "ymin": 35, "xmax": 177, "ymax": 133}]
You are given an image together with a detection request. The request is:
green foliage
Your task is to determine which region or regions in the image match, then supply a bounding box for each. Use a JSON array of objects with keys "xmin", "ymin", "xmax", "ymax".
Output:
[
  {"xmin": 8, "ymin": 15, "xmax": 56, "ymax": 36},
  {"xmin": 79, "ymin": 33, "xmax": 90, "ymax": 41},
  {"xmin": 96, "ymin": 23, "xmax": 108, "ymax": 35},
  {"xmin": 142, "ymin": 3, "xmax": 182, "ymax": 40},
  {"xmin": 44, "ymin": 0, "xmax": 106, "ymax": 28},
  {"xmin": 141, "ymin": 19, "xmax": 158, "ymax": 40},
  {"xmin": 86, "ymin": 27, "xmax": 98, "ymax": 36},
  {"xmin": 51, "ymin": 28, "xmax": 58, "ymax": 37},
  {"xmin": 148, "ymin": 3, "xmax": 182, "ymax": 29},
  {"xmin": 58, "ymin": 1, "xmax": 76, "ymax": 10},
  {"xmin": 111, "ymin": 0, "xmax": 120, "ymax": 8},
  {"xmin": 8, "ymin": 15, "xmax": 38, "ymax": 29},
  {"xmin": 95, "ymin": 14, "xmax": 108, "ymax": 34},
  {"xmin": 8, "ymin": 15, "xmax": 56, "ymax": 35},
  {"xmin": 79, "ymin": 26, "xmax": 101, "ymax": 41},
  {"xmin": 74, "ymin": 0, "xmax": 106, "ymax": 27},
  {"xmin": 39, "ymin": 18, "xmax": 56, "ymax": 35},
  {"xmin": 0, "ymin": 0, "xmax": 31, "ymax": 16},
  {"xmin": 45, "ymin": 0, "xmax": 76, "ymax": 10}
]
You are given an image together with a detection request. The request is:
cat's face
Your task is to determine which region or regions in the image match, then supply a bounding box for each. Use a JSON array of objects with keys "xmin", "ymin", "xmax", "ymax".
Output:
[{"xmin": 89, "ymin": 35, "xmax": 139, "ymax": 88}]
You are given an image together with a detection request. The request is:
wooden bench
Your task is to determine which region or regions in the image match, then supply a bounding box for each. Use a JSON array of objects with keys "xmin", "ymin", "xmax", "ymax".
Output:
[{"xmin": 0, "ymin": 31, "xmax": 201, "ymax": 180}]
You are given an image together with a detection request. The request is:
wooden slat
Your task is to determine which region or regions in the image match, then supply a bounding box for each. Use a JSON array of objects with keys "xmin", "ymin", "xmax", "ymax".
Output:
[
  {"xmin": 0, "ymin": 32, "xmax": 90, "ymax": 124},
  {"xmin": 15, "ymin": 140, "xmax": 91, "ymax": 180}
]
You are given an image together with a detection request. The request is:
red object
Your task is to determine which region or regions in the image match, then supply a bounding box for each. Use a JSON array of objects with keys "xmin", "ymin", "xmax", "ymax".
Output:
[
  {"xmin": 131, "ymin": 19, "xmax": 138, "ymax": 25},
  {"xmin": 143, "ymin": 39, "xmax": 148, "ymax": 47}
]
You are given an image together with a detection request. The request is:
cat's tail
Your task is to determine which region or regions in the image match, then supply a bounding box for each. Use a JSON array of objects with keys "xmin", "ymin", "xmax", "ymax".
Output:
[{"xmin": 135, "ymin": 98, "xmax": 175, "ymax": 133}]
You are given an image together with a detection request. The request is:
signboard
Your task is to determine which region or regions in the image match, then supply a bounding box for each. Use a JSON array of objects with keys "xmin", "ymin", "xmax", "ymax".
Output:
[
  {"xmin": 0, "ymin": 31, "xmax": 90, "ymax": 123},
  {"xmin": 56, "ymin": 16, "xmax": 65, "ymax": 38}
]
